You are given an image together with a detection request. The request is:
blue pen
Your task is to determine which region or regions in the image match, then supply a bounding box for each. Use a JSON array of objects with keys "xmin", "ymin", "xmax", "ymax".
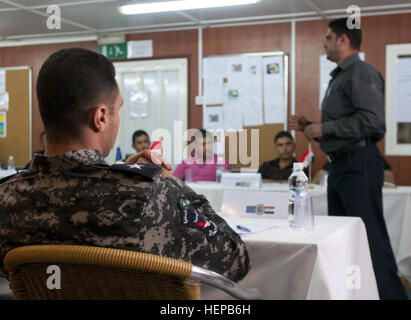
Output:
[{"xmin": 237, "ymin": 225, "xmax": 251, "ymax": 232}]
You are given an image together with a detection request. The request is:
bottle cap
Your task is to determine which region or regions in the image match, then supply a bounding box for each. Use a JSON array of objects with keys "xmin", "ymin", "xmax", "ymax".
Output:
[{"xmin": 293, "ymin": 162, "xmax": 304, "ymax": 171}]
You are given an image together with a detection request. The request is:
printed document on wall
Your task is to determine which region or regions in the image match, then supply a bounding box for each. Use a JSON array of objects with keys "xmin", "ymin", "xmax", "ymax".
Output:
[
  {"xmin": 395, "ymin": 56, "xmax": 411, "ymax": 123},
  {"xmin": 0, "ymin": 92, "xmax": 9, "ymax": 111},
  {"xmin": 203, "ymin": 57, "xmax": 228, "ymax": 105},
  {"xmin": 224, "ymin": 101, "xmax": 243, "ymax": 130},
  {"xmin": 226, "ymin": 56, "xmax": 246, "ymax": 85},
  {"xmin": 203, "ymin": 106, "xmax": 224, "ymax": 130},
  {"xmin": 243, "ymin": 56, "xmax": 263, "ymax": 126},
  {"xmin": 0, "ymin": 70, "xmax": 5, "ymax": 93},
  {"xmin": 0, "ymin": 111, "xmax": 6, "ymax": 138},
  {"xmin": 263, "ymin": 56, "xmax": 284, "ymax": 124}
]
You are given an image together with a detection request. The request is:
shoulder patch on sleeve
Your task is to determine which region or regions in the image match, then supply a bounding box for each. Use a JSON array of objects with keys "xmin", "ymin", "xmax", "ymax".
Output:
[
  {"xmin": 177, "ymin": 198, "xmax": 219, "ymax": 240},
  {"xmin": 93, "ymin": 163, "xmax": 162, "ymax": 179}
]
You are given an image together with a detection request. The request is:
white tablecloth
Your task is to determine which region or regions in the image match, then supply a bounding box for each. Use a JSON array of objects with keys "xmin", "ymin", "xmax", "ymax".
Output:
[
  {"xmin": 202, "ymin": 216, "xmax": 379, "ymax": 300},
  {"xmin": 187, "ymin": 182, "xmax": 411, "ymax": 283},
  {"xmin": 0, "ymin": 169, "xmax": 17, "ymax": 179}
]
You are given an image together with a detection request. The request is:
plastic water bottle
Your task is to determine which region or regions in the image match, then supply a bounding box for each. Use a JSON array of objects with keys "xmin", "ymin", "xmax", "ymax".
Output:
[
  {"xmin": 7, "ymin": 155, "xmax": 15, "ymax": 170},
  {"xmin": 288, "ymin": 162, "xmax": 308, "ymax": 228}
]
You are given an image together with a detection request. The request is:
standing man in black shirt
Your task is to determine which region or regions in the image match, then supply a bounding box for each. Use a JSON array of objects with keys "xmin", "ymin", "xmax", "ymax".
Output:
[
  {"xmin": 290, "ymin": 18, "xmax": 407, "ymax": 299},
  {"xmin": 258, "ymin": 131, "xmax": 307, "ymax": 181}
]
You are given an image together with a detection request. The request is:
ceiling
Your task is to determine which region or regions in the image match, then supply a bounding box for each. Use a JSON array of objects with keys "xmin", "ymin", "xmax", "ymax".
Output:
[{"xmin": 0, "ymin": 0, "xmax": 411, "ymax": 42}]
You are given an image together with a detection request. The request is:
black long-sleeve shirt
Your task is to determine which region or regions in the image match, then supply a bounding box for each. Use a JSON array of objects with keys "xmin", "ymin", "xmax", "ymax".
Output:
[{"xmin": 319, "ymin": 53, "xmax": 386, "ymax": 154}]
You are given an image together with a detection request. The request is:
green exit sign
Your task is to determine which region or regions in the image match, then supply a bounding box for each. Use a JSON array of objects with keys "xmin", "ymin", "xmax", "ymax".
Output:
[{"xmin": 98, "ymin": 43, "xmax": 127, "ymax": 59}]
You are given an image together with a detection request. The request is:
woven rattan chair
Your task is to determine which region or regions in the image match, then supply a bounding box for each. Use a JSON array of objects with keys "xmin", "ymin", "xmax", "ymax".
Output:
[{"xmin": 3, "ymin": 244, "xmax": 263, "ymax": 300}]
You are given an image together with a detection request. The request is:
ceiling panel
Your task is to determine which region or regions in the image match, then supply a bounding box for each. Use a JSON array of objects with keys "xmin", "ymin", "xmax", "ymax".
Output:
[
  {"xmin": 0, "ymin": 0, "xmax": 410, "ymax": 40},
  {"xmin": 60, "ymin": 2, "xmax": 192, "ymax": 30},
  {"xmin": 311, "ymin": 0, "xmax": 411, "ymax": 11},
  {"xmin": 0, "ymin": 3, "xmax": 15, "ymax": 9},
  {"xmin": 188, "ymin": 0, "xmax": 312, "ymax": 21},
  {"xmin": 0, "ymin": 9, "xmax": 85, "ymax": 38},
  {"xmin": 11, "ymin": 0, "xmax": 102, "ymax": 5}
]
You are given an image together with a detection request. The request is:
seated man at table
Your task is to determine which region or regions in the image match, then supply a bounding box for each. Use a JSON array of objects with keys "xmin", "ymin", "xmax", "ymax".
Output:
[
  {"xmin": 313, "ymin": 158, "xmax": 396, "ymax": 186},
  {"xmin": 0, "ymin": 48, "xmax": 249, "ymax": 282},
  {"xmin": 123, "ymin": 129, "xmax": 152, "ymax": 160},
  {"xmin": 132, "ymin": 129, "xmax": 151, "ymax": 153},
  {"xmin": 258, "ymin": 131, "xmax": 307, "ymax": 182},
  {"xmin": 173, "ymin": 129, "xmax": 230, "ymax": 182}
]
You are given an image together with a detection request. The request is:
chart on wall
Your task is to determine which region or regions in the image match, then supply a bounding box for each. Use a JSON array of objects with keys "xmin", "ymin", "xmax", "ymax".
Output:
[{"xmin": 203, "ymin": 53, "xmax": 287, "ymax": 130}]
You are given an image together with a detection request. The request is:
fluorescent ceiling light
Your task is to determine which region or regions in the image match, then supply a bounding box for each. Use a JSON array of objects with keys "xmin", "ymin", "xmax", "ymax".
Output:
[{"xmin": 119, "ymin": 0, "xmax": 260, "ymax": 15}]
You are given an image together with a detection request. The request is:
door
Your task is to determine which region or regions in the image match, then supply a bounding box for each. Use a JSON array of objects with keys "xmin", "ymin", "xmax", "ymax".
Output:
[{"xmin": 107, "ymin": 58, "xmax": 188, "ymax": 168}]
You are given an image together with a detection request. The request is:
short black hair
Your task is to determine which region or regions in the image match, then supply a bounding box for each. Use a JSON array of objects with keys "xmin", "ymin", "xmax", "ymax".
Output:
[
  {"xmin": 199, "ymin": 129, "xmax": 209, "ymax": 139},
  {"xmin": 132, "ymin": 130, "xmax": 149, "ymax": 143},
  {"xmin": 274, "ymin": 131, "xmax": 293, "ymax": 143},
  {"xmin": 37, "ymin": 48, "xmax": 117, "ymax": 140},
  {"xmin": 191, "ymin": 129, "xmax": 213, "ymax": 144},
  {"xmin": 329, "ymin": 18, "xmax": 362, "ymax": 50}
]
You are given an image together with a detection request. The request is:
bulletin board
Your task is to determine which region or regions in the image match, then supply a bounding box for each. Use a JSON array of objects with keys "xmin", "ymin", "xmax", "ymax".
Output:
[
  {"xmin": 202, "ymin": 52, "xmax": 288, "ymax": 169},
  {"xmin": 0, "ymin": 67, "xmax": 32, "ymax": 168}
]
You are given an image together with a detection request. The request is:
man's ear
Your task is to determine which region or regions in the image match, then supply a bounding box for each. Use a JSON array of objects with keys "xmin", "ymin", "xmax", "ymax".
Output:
[
  {"xmin": 91, "ymin": 104, "xmax": 109, "ymax": 132},
  {"xmin": 339, "ymin": 33, "xmax": 350, "ymax": 48}
]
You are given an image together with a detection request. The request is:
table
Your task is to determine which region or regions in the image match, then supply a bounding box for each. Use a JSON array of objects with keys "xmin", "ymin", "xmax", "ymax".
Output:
[
  {"xmin": 202, "ymin": 216, "xmax": 379, "ymax": 300},
  {"xmin": 187, "ymin": 182, "xmax": 411, "ymax": 283},
  {"xmin": 0, "ymin": 169, "xmax": 17, "ymax": 179}
]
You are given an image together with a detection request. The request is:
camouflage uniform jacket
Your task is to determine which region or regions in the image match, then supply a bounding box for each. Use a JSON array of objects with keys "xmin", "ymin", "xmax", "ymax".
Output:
[{"xmin": 0, "ymin": 150, "xmax": 250, "ymax": 281}]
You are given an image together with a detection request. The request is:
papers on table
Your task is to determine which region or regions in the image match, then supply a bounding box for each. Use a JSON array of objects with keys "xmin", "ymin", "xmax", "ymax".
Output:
[
  {"xmin": 383, "ymin": 181, "xmax": 397, "ymax": 188},
  {"xmin": 229, "ymin": 222, "xmax": 278, "ymax": 236},
  {"xmin": 0, "ymin": 169, "xmax": 16, "ymax": 179}
]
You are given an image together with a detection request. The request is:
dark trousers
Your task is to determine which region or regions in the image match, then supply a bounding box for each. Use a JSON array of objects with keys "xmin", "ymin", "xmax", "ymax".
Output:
[{"xmin": 327, "ymin": 144, "xmax": 408, "ymax": 300}]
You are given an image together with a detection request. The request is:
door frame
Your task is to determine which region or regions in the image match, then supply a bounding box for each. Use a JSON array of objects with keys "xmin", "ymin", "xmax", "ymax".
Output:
[{"xmin": 108, "ymin": 58, "xmax": 188, "ymax": 164}]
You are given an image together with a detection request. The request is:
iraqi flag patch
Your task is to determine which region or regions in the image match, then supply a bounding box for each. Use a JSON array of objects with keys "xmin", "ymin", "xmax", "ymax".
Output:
[{"xmin": 177, "ymin": 198, "xmax": 219, "ymax": 240}]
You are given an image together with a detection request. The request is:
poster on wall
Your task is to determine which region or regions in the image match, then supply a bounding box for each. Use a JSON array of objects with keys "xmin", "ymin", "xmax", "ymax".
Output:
[
  {"xmin": 203, "ymin": 57, "xmax": 228, "ymax": 105},
  {"xmin": 203, "ymin": 106, "xmax": 224, "ymax": 130},
  {"xmin": 243, "ymin": 56, "xmax": 263, "ymax": 126},
  {"xmin": 394, "ymin": 56, "xmax": 411, "ymax": 123},
  {"xmin": 127, "ymin": 40, "xmax": 153, "ymax": 59},
  {"xmin": 224, "ymin": 101, "xmax": 243, "ymax": 130},
  {"xmin": 263, "ymin": 56, "xmax": 284, "ymax": 124},
  {"xmin": 0, "ymin": 92, "xmax": 9, "ymax": 111},
  {"xmin": 0, "ymin": 69, "xmax": 5, "ymax": 94},
  {"xmin": 395, "ymin": 56, "xmax": 411, "ymax": 145},
  {"xmin": 0, "ymin": 111, "xmax": 6, "ymax": 138},
  {"xmin": 128, "ymin": 90, "xmax": 149, "ymax": 118},
  {"xmin": 203, "ymin": 53, "xmax": 286, "ymax": 129}
]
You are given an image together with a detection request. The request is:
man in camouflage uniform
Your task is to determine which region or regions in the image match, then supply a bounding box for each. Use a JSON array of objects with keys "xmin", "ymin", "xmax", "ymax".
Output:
[{"xmin": 0, "ymin": 48, "xmax": 250, "ymax": 282}]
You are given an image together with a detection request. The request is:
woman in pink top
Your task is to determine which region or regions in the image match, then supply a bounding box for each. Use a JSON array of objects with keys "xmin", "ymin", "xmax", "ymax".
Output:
[{"xmin": 174, "ymin": 130, "xmax": 230, "ymax": 182}]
